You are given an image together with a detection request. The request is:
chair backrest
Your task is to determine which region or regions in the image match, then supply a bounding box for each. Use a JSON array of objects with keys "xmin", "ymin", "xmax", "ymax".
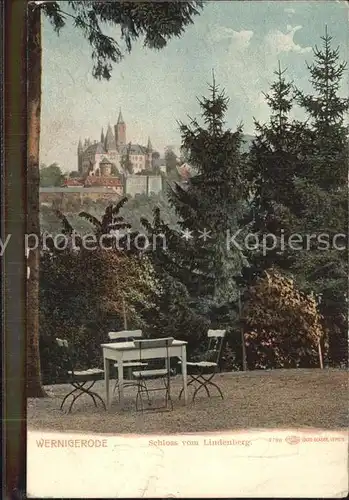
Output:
[
  {"xmin": 108, "ymin": 329, "xmax": 143, "ymax": 342},
  {"xmin": 56, "ymin": 337, "xmax": 75, "ymax": 374},
  {"xmin": 134, "ymin": 337, "xmax": 174, "ymax": 365},
  {"xmin": 206, "ymin": 329, "xmax": 226, "ymax": 365}
]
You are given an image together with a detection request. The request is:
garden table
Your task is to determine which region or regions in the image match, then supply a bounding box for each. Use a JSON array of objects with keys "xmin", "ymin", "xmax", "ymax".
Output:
[{"xmin": 101, "ymin": 339, "xmax": 188, "ymax": 409}]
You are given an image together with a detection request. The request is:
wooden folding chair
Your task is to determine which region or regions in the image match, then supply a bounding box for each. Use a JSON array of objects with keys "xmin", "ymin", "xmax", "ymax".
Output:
[
  {"xmin": 132, "ymin": 338, "xmax": 174, "ymax": 412},
  {"xmin": 178, "ymin": 329, "xmax": 226, "ymax": 401},
  {"xmin": 56, "ymin": 338, "xmax": 106, "ymax": 413},
  {"xmin": 108, "ymin": 330, "xmax": 148, "ymax": 399}
]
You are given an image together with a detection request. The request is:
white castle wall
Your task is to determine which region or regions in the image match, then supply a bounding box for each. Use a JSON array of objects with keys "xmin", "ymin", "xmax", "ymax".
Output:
[
  {"xmin": 125, "ymin": 175, "xmax": 163, "ymax": 196},
  {"xmin": 148, "ymin": 175, "xmax": 163, "ymax": 195},
  {"xmin": 125, "ymin": 176, "xmax": 148, "ymax": 196}
]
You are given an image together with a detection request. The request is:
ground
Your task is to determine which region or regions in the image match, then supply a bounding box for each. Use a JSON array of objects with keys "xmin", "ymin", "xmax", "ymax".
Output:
[{"xmin": 27, "ymin": 369, "xmax": 348, "ymax": 434}]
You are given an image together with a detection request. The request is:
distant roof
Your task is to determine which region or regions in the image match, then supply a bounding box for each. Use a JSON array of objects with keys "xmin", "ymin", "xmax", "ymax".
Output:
[
  {"xmin": 100, "ymin": 157, "xmax": 113, "ymax": 165},
  {"xmin": 119, "ymin": 144, "xmax": 147, "ymax": 155},
  {"xmin": 83, "ymin": 142, "xmax": 106, "ymax": 155},
  {"xmin": 64, "ymin": 178, "xmax": 84, "ymax": 187},
  {"xmin": 40, "ymin": 186, "xmax": 121, "ymax": 193},
  {"xmin": 40, "ymin": 187, "xmax": 84, "ymax": 193},
  {"xmin": 176, "ymin": 163, "xmax": 197, "ymax": 179},
  {"xmin": 83, "ymin": 187, "xmax": 122, "ymax": 193},
  {"xmin": 84, "ymin": 176, "xmax": 122, "ymax": 187}
]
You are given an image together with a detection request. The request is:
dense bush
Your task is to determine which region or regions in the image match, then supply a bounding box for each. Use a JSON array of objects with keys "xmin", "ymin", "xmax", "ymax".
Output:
[
  {"xmin": 39, "ymin": 211, "xmax": 157, "ymax": 383},
  {"xmin": 242, "ymin": 269, "xmax": 326, "ymax": 369}
]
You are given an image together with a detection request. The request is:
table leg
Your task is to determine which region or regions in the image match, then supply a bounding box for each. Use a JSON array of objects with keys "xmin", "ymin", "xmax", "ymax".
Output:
[
  {"xmin": 118, "ymin": 359, "xmax": 124, "ymax": 409},
  {"xmin": 181, "ymin": 345, "xmax": 188, "ymax": 405},
  {"xmin": 104, "ymin": 356, "xmax": 110, "ymax": 410}
]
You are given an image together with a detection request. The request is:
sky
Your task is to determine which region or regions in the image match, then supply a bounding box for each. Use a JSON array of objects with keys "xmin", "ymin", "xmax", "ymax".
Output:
[{"xmin": 40, "ymin": 0, "xmax": 348, "ymax": 172}]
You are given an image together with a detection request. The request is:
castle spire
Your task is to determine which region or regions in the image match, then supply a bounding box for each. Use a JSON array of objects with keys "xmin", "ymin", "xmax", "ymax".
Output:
[
  {"xmin": 147, "ymin": 136, "xmax": 153, "ymax": 151},
  {"xmin": 78, "ymin": 138, "xmax": 83, "ymax": 151},
  {"xmin": 117, "ymin": 108, "xmax": 125, "ymax": 125},
  {"xmin": 105, "ymin": 123, "xmax": 117, "ymax": 151},
  {"xmin": 101, "ymin": 128, "xmax": 105, "ymax": 144},
  {"xmin": 115, "ymin": 110, "xmax": 126, "ymax": 147}
]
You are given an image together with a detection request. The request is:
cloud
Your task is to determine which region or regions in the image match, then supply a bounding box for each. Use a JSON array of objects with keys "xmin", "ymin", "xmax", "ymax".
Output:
[
  {"xmin": 265, "ymin": 25, "xmax": 312, "ymax": 54},
  {"xmin": 284, "ymin": 7, "xmax": 296, "ymax": 15},
  {"xmin": 208, "ymin": 24, "xmax": 313, "ymax": 130},
  {"xmin": 208, "ymin": 26, "xmax": 254, "ymax": 50},
  {"xmin": 335, "ymin": 0, "xmax": 348, "ymax": 7}
]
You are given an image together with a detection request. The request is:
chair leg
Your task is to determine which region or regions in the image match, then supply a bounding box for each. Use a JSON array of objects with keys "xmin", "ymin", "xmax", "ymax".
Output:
[
  {"xmin": 113, "ymin": 380, "xmax": 119, "ymax": 396},
  {"xmin": 60, "ymin": 386, "xmax": 79, "ymax": 410},
  {"xmin": 136, "ymin": 385, "xmax": 144, "ymax": 412},
  {"xmin": 205, "ymin": 380, "xmax": 224, "ymax": 399},
  {"xmin": 139, "ymin": 381, "xmax": 151, "ymax": 406},
  {"xmin": 165, "ymin": 376, "xmax": 173, "ymax": 410},
  {"xmin": 178, "ymin": 376, "xmax": 196, "ymax": 400},
  {"xmin": 77, "ymin": 381, "xmax": 107, "ymax": 410},
  {"xmin": 67, "ymin": 391, "xmax": 84, "ymax": 413},
  {"xmin": 192, "ymin": 373, "xmax": 224, "ymax": 401},
  {"xmin": 61, "ymin": 381, "xmax": 106, "ymax": 413}
]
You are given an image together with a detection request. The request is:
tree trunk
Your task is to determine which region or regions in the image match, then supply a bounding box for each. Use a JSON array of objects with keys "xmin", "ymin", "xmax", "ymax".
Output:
[
  {"xmin": 318, "ymin": 339, "xmax": 324, "ymax": 369},
  {"xmin": 238, "ymin": 292, "xmax": 247, "ymax": 371},
  {"xmin": 27, "ymin": 3, "xmax": 46, "ymax": 397},
  {"xmin": 122, "ymin": 296, "xmax": 128, "ymax": 329}
]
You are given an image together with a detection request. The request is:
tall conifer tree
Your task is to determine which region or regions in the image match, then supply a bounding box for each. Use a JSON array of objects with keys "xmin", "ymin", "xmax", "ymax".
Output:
[
  {"xmin": 167, "ymin": 77, "xmax": 249, "ymax": 325},
  {"xmin": 243, "ymin": 62, "xmax": 300, "ymax": 281},
  {"xmin": 291, "ymin": 28, "xmax": 348, "ymax": 365}
]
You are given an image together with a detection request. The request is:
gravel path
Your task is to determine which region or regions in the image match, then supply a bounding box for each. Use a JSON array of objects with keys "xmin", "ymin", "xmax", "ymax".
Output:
[{"xmin": 27, "ymin": 369, "xmax": 348, "ymax": 434}]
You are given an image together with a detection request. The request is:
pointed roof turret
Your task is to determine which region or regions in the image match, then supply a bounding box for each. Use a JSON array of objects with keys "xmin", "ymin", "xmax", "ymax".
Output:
[
  {"xmin": 104, "ymin": 123, "xmax": 117, "ymax": 151},
  {"xmin": 101, "ymin": 128, "xmax": 105, "ymax": 144},
  {"xmin": 78, "ymin": 138, "xmax": 83, "ymax": 151},
  {"xmin": 117, "ymin": 109, "xmax": 125, "ymax": 125},
  {"xmin": 147, "ymin": 136, "xmax": 153, "ymax": 152},
  {"xmin": 100, "ymin": 156, "xmax": 112, "ymax": 165}
]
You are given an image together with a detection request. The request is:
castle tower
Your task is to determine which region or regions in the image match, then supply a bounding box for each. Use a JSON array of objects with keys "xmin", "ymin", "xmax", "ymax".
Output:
[
  {"xmin": 101, "ymin": 128, "xmax": 105, "ymax": 144},
  {"xmin": 104, "ymin": 123, "xmax": 117, "ymax": 151},
  {"xmin": 78, "ymin": 138, "xmax": 83, "ymax": 173},
  {"xmin": 146, "ymin": 136, "xmax": 153, "ymax": 170},
  {"xmin": 115, "ymin": 109, "xmax": 126, "ymax": 147}
]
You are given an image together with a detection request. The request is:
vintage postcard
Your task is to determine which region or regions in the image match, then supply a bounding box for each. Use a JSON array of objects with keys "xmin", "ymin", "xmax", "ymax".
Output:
[{"xmin": 4, "ymin": 0, "xmax": 348, "ymax": 497}]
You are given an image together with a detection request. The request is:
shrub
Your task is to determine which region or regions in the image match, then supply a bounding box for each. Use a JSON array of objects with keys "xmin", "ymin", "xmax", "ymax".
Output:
[{"xmin": 242, "ymin": 268, "xmax": 326, "ymax": 369}]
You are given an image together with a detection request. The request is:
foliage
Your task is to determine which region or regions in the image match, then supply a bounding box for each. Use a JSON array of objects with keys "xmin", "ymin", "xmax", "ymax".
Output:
[
  {"xmin": 243, "ymin": 62, "xmax": 301, "ymax": 281},
  {"xmin": 165, "ymin": 146, "xmax": 178, "ymax": 174},
  {"xmin": 40, "ymin": 201, "xmax": 158, "ymax": 382},
  {"xmin": 38, "ymin": 24, "xmax": 348, "ymax": 379},
  {"xmin": 167, "ymin": 78, "xmax": 250, "ymax": 322},
  {"xmin": 140, "ymin": 207, "xmax": 209, "ymax": 355},
  {"xmin": 69, "ymin": 170, "xmax": 81, "ymax": 178},
  {"xmin": 294, "ymin": 27, "xmax": 348, "ymax": 189},
  {"xmin": 40, "ymin": 192, "xmax": 180, "ymax": 235},
  {"xmin": 31, "ymin": 0, "xmax": 204, "ymax": 394},
  {"xmin": 242, "ymin": 269, "xmax": 326, "ymax": 369},
  {"xmin": 138, "ymin": 80, "xmax": 251, "ymax": 366},
  {"xmin": 244, "ymin": 31, "xmax": 348, "ymax": 367},
  {"xmin": 40, "ymin": 162, "xmax": 65, "ymax": 187},
  {"xmin": 42, "ymin": 0, "xmax": 203, "ymax": 79},
  {"xmin": 120, "ymin": 142, "xmax": 133, "ymax": 174},
  {"xmin": 290, "ymin": 29, "xmax": 348, "ymax": 366},
  {"xmin": 110, "ymin": 163, "xmax": 119, "ymax": 176}
]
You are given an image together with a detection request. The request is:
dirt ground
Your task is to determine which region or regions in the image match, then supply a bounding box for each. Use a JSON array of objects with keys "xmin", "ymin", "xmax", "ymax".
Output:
[{"xmin": 27, "ymin": 368, "xmax": 348, "ymax": 435}]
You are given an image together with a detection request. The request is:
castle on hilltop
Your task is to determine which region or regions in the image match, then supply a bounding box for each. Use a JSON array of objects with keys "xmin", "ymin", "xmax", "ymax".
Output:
[{"xmin": 77, "ymin": 110, "xmax": 155, "ymax": 176}]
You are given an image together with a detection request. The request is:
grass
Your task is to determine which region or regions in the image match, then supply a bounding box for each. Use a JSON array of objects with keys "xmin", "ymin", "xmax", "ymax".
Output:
[{"xmin": 27, "ymin": 368, "xmax": 348, "ymax": 435}]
